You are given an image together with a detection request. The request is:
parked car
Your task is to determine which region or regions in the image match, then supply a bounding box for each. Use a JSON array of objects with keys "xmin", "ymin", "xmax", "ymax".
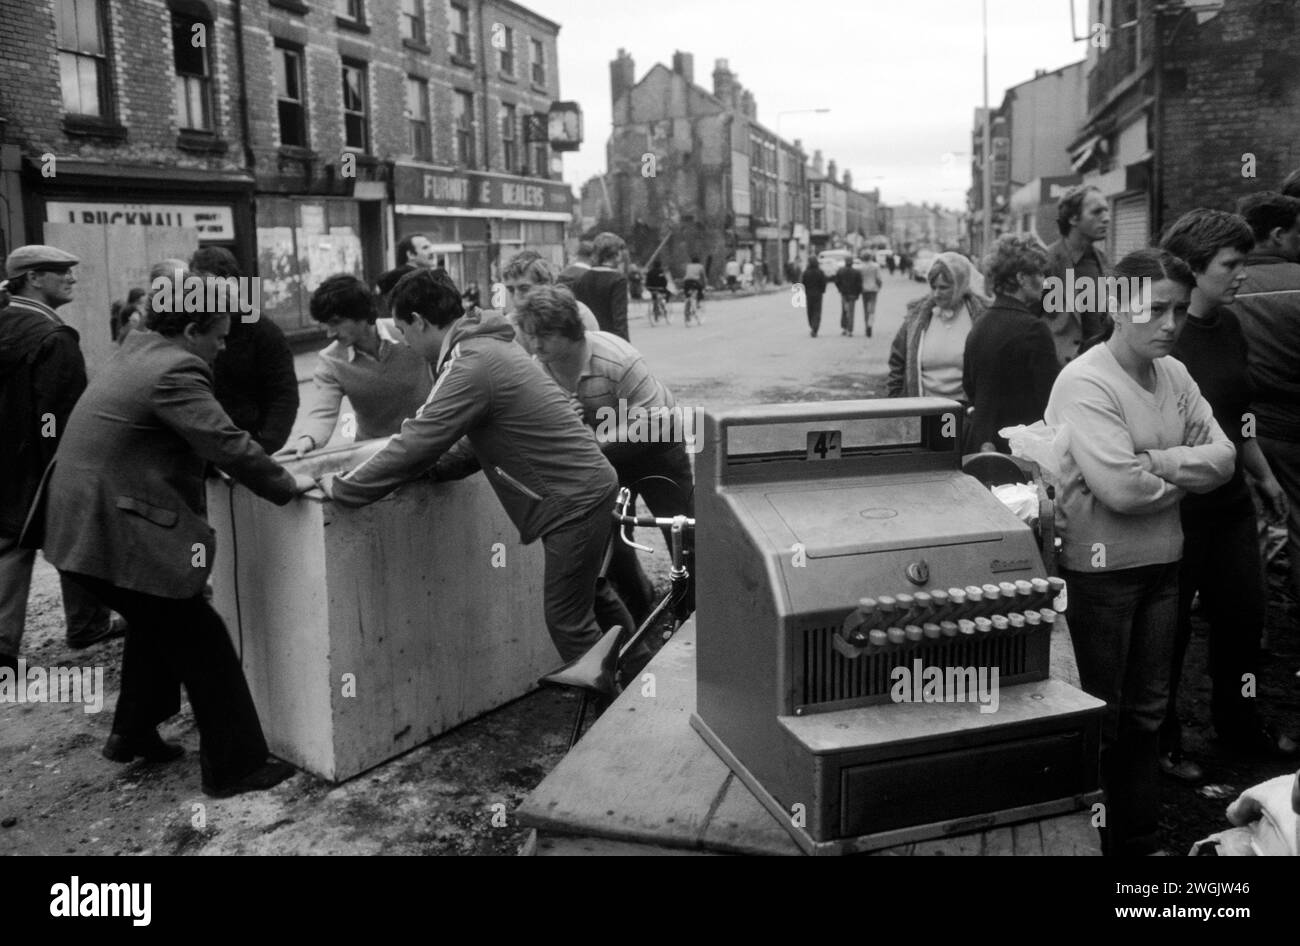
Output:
[
  {"xmin": 912, "ymin": 249, "xmax": 938, "ymax": 282},
  {"xmin": 818, "ymin": 248, "xmax": 853, "ymax": 278}
]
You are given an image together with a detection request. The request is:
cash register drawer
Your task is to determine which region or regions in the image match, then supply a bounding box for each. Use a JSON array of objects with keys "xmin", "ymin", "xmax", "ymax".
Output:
[{"xmin": 840, "ymin": 731, "xmax": 1087, "ymax": 837}]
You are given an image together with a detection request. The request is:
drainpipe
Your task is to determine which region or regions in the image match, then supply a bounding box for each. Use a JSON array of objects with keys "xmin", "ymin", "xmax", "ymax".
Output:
[{"xmin": 232, "ymin": 0, "xmax": 255, "ymax": 173}]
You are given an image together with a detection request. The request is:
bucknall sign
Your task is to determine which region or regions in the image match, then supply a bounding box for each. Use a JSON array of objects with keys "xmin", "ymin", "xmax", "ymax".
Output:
[
  {"xmin": 45, "ymin": 202, "xmax": 235, "ymax": 240},
  {"xmin": 395, "ymin": 166, "xmax": 572, "ymax": 215}
]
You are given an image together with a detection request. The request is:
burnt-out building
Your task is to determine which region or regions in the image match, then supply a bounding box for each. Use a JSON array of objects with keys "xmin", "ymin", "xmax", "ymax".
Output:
[
  {"xmin": 1071, "ymin": 0, "xmax": 1300, "ymax": 258},
  {"xmin": 605, "ymin": 49, "xmax": 808, "ymax": 284}
]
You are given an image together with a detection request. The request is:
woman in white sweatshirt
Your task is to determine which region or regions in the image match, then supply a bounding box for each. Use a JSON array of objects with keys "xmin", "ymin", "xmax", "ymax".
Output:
[{"xmin": 1044, "ymin": 247, "xmax": 1236, "ymax": 856}]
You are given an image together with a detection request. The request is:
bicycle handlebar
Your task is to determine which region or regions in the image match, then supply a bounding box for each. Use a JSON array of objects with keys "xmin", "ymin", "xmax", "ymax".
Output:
[{"xmin": 612, "ymin": 487, "xmax": 695, "ymax": 530}]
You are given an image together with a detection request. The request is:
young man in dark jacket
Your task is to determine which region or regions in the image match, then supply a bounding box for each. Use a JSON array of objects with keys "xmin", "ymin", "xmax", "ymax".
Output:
[
  {"xmin": 832, "ymin": 257, "xmax": 864, "ymax": 336},
  {"xmin": 319, "ymin": 269, "xmax": 633, "ymax": 662},
  {"xmin": 800, "ymin": 258, "xmax": 828, "ymax": 337},
  {"xmin": 190, "ymin": 247, "xmax": 299, "ymax": 454},
  {"xmin": 0, "ymin": 245, "xmax": 121, "ymax": 672}
]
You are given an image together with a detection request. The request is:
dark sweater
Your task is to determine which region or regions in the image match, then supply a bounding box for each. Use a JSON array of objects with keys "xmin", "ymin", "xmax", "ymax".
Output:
[
  {"xmin": 569, "ymin": 267, "xmax": 629, "ymax": 341},
  {"xmin": 1170, "ymin": 305, "xmax": 1252, "ymax": 512},
  {"xmin": 212, "ymin": 316, "xmax": 299, "ymax": 454},
  {"xmin": 961, "ymin": 295, "xmax": 1059, "ymax": 454}
]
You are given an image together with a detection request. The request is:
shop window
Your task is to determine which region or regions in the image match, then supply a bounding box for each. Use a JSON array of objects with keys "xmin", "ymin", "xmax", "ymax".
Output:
[
  {"xmin": 275, "ymin": 43, "xmax": 307, "ymax": 148},
  {"xmin": 342, "ymin": 60, "xmax": 369, "ymax": 152},
  {"xmin": 500, "ymin": 102, "xmax": 518, "ymax": 173},
  {"xmin": 454, "ymin": 89, "xmax": 476, "ymax": 167},
  {"xmin": 56, "ymin": 0, "xmax": 111, "ymax": 118},
  {"xmin": 529, "ymin": 37, "xmax": 545, "ymax": 86},
  {"xmin": 449, "ymin": 2, "xmax": 471, "ymax": 61},
  {"xmin": 256, "ymin": 197, "xmax": 365, "ymax": 331},
  {"xmin": 498, "ymin": 25, "xmax": 514, "ymax": 75},
  {"xmin": 406, "ymin": 76, "xmax": 432, "ymax": 161},
  {"xmin": 401, "ymin": 0, "xmax": 425, "ymax": 43}
]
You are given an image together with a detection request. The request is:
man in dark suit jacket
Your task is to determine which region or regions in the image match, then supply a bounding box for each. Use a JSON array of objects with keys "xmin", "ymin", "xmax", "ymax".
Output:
[
  {"xmin": 0, "ymin": 245, "xmax": 121, "ymax": 673},
  {"xmin": 800, "ymin": 258, "xmax": 828, "ymax": 337},
  {"xmin": 963, "ymin": 235, "xmax": 1060, "ymax": 454},
  {"xmin": 34, "ymin": 290, "xmax": 312, "ymax": 796},
  {"xmin": 832, "ymin": 257, "xmax": 864, "ymax": 336}
]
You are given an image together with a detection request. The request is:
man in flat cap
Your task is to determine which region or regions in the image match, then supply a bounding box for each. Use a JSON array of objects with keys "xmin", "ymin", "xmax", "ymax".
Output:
[{"xmin": 0, "ymin": 244, "xmax": 123, "ymax": 673}]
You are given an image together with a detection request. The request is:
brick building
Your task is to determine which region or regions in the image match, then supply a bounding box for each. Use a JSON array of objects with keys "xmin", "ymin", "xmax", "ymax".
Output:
[
  {"xmin": 1071, "ymin": 0, "xmax": 1300, "ymax": 260},
  {"xmin": 605, "ymin": 49, "xmax": 808, "ymax": 285},
  {"xmin": 0, "ymin": 0, "xmax": 576, "ymax": 337}
]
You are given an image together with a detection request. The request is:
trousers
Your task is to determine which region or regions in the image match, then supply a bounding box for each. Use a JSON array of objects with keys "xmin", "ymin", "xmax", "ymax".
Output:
[
  {"xmin": 1258, "ymin": 435, "xmax": 1300, "ymax": 610},
  {"xmin": 0, "ymin": 534, "xmax": 115, "ymax": 657},
  {"xmin": 840, "ymin": 294, "xmax": 860, "ymax": 334},
  {"xmin": 806, "ymin": 295, "xmax": 824, "ymax": 335},
  {"xmin": 1062, "ymin": 561, "xmax": 1179, "ymax": 856},
  {"xmin": 541, "ymin": 486, "xmax": 636, "ymax": 663},
  {"xmin": 60, "ymin": 571, "xmax": 269, "ymax": 791}
]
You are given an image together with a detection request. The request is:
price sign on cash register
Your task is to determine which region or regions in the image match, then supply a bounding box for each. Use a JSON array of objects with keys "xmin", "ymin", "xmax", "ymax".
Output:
[{"xmin": 806, "ymin": 430, "xmax": 842, "ymax": 460}]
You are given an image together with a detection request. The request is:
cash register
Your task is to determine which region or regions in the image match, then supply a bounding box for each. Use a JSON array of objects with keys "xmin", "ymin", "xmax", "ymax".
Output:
[{"xmin": 691, "ymin": 398, "xmax": 1103, "ymax": 855}]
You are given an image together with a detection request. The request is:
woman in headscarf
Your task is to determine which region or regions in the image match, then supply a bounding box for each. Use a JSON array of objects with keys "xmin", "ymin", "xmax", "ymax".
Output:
[{"xmin": 887, "ymin": 252, "xmax": 990, "ymax": 402}]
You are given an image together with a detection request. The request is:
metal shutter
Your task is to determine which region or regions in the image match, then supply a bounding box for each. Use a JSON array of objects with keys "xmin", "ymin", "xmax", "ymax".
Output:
[{"xmin": 1111, "ymin": 194, "xmax": 1149, "ymax": 260}]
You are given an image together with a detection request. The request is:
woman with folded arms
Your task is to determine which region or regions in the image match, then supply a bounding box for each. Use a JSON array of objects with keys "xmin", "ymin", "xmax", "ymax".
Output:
[{"xmin": 1045, "ymin": 248, "xmax": 1236, "ymax": 856}]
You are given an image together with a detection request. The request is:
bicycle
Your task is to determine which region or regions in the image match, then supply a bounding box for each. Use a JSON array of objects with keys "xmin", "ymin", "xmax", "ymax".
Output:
[
  {"xmin": 648, "ymin": 288, "xmax": 671, "ymax": 326},
  {"xmin": 539, "ymin": 485, "xmax": 695, "ymax": 749}
]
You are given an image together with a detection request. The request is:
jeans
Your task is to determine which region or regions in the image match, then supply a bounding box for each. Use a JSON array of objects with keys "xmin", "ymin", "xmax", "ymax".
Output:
[
  {"xmin": 541, "ymin": 486, "xmax": 636, "ymax": 663},
  {"xmin": 1163, "ymin": 497, "xmax": 1264, "ymax": 754},
  {"xmin": 1062, "ymin": 561, "xmax": 1180, "ymax": 856},
  {"xmin": 60, "ymin": 572, "xmax": 270, "ymax": 791},
  {"xmin": 840, "ymin": 294, "xmax": 860, "ymax": 334},
  {"xmin": 1258, "ymin": 435, "xmax": 1300, "ymax": 610},
  {"xmin": 0, "ymin": 534, "xmax": 115, "ymax": 657}
]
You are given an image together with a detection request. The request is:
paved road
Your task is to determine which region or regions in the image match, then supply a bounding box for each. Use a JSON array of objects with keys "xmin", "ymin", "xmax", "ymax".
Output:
[{"xmin": 289, "ymin": 269, "xmax": 929, "ymax": 446}]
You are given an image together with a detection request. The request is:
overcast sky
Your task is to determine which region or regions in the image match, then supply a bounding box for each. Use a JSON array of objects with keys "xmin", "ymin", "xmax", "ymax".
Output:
[{"xmin": 531, "ymin": 0, "xmax": 1087, "ymax": 209}]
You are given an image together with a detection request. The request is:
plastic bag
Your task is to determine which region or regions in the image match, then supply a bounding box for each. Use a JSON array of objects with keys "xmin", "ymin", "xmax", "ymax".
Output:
[
  {"xmin": 991, "ymin": 482, "xmax": 1039, "ymax": 524},
  {"xmin": 999, "ymin": 421, "xmax": 1062, "ymax": 487}
]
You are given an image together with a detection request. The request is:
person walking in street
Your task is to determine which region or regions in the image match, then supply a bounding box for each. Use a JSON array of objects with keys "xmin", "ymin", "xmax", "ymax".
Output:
[
  {"xmin": 190, "ymin": 247, "xmax": 299, "ymax": 455},
  {"xmin": 318, "ymin": 270, "xmax": 634, "ymax": 664},
  {"xmin": 1157, "ymin": 208, "xmax": 1297, "ymax": 783},
  {"xmin": 1231, "ymin": 191, "xmax": 1300, "ymax": 625},
  {"xmin": 1043, "ymin": 184, "xmax": 1112, "ymax": 367},
  {"xmin": 31, "ymin": 262, "xmax": 314, "ymax": 796},
  {"xmin": 855, "ymin": 251, "xmax": 883, "ymax": 338},
  {"xmin": 568, "ymin": 232, "xmax": 630, "ymax": 341},
  {"xmin": 724, "ymin": 256, "xmax": 740, "ymax": 292},
  {"xmin": 0, "ymin": 245, "xmax": 124, "ymax": 675},
  {"xmin": 888, "ymin": 252, "xmax": 989, "ymax": 401},
  {"xmin": 1045, "ymin": 248, "xmax": 1235, "ymax": 856},
  {"xmin": 886, "ymin": 253, "xmax": 897, "ymax": 277},
  {"xmin": 278, "ymin": 275, "xmax": 434, "ymax": 459},
  {"xmin": 962, "ymin": 235, "xmax": 1058, "ymax": 454},
  {"xmin": 800, "ymin": 256, "xmax": 828, "ymax": 337},
  {"xmin": 832, "ymin": 257, "xmax": 864, "ymax": 336}
]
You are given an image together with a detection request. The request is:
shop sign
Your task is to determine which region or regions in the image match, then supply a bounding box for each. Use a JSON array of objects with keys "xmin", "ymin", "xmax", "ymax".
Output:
[
  {"xmin": 46, "ymin": 202, "xmax": 234, "ymax": 240},
  {"xmin": 395, "ymin": 165, "xmax": 572, "ymax": 214}
]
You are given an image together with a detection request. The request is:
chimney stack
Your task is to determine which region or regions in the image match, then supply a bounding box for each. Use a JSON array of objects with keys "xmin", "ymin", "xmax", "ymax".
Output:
[
  {"xmin": 843, "ymin": 169, "xmax": 853, "ymax": 190},
  {"xmin": 672, "ymin": 51, "xmax": 695, "ymax": 86},
  {"xmin": 812, "ymin": 149, "xmax": 824, "ymax": 174},
  {"xmin": 827, "ymin": 158, "xmax": 838, "ymax": 183},
  {"xmin": 610, "ymin": 49, "xmax": 636, "ymax": 110},
  {"xmin": 741, "ymin": 89, "xmax": 756, "ymax": 119},
  {"xmin": 712, "ymin": 59, "xmax": 735, "ymax": 107}
]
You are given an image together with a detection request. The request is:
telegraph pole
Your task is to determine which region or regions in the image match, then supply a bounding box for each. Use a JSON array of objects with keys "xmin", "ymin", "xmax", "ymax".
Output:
[{"xmin": 981, "ymin": 0, "xmax": 992, "ymax": 256}]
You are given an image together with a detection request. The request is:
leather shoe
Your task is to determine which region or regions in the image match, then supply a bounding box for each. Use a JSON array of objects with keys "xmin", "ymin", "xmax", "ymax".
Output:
[
  {"xmin": 68, "ymin": 615, "xmax": 127, "ymax": 650},
  {"xmin": 103, "ymin": 730, "xmax": 185, "ymax": 764},
  {"xmin": 1217, "ymin": 720, "xmax": 1300, "ymax": 760},
  {"xmin": 1159, "ymin": 751, "xmax": 1204, "ymax": 783},
  {"xmin": 202, "ymin": 759, "xmax": 297, "ymax": 799}
]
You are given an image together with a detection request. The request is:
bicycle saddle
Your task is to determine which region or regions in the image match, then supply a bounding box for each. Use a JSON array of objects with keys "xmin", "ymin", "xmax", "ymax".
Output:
[{"xmin": 538, "ymin": 625, "xmax": 623, "ymax": 698}]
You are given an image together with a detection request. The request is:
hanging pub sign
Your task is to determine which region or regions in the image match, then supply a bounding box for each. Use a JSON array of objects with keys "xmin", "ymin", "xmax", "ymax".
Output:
[{"xmin": 547, "ymin": 101, "xmax": 583, "ymax": 152}]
